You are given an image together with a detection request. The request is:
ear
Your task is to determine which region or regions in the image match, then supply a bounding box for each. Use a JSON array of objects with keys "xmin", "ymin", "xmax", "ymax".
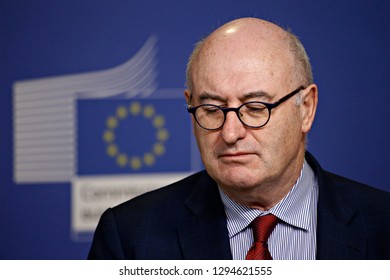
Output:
[
  {"xmin": 184, "ymin": 89, "xmax": 191, "ymax": 104},
  {"xmin": 184, "ymin": 89, "xmax": 196, "ymax": 129},
  {"xmin": 300, "ymin": 84, "xmax": 318, "ymax": 134}
]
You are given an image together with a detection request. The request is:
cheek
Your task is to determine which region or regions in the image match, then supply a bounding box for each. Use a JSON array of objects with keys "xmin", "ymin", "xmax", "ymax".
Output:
[
  {"xmin": 256, "ymin": 110, "xmax": 302, "ymax": 151},
  {"xmin": 277, "ymin": 113, "xmax": 304, "ymax": 153}
]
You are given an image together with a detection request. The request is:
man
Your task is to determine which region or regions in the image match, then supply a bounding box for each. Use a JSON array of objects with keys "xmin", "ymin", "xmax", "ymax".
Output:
[{"xmin": 88, "ymin": 17, "xmax": 390, "ymax": 259}]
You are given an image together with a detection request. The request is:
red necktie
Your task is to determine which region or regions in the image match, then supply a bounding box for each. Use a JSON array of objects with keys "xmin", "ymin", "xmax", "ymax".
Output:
[{"xmin": 246, "ymin": 214, "xmax": 279, "ymax": 260}]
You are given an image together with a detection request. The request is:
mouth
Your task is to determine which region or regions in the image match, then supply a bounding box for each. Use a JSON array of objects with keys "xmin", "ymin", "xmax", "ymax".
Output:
[{"xmin": 219, "ymin": 152, "xmax": 255, "ymax": 161}]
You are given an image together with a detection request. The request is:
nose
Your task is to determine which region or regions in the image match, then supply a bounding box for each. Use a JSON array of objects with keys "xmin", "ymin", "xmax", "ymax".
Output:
[{"xmin": 221, "ymin": 111, "xmax": 247, "ymax": 144}]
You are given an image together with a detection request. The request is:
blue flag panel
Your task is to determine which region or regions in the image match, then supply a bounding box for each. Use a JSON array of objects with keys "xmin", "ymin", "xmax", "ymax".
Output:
[{"xmin": 77, "ymin": 98, "xmax": 192, "ymax": 175}]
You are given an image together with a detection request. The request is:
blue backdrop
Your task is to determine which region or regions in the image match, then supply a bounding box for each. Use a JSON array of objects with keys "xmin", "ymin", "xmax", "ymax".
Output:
[{"xmin": 1, "ymin": 0, "xmax": 389, "ymax": 259}]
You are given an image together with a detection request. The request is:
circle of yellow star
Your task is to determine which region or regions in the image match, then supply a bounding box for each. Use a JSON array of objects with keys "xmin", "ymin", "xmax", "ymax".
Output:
[{"xmin": 103, "ymin": 102, "xmax": 169, "ymax": 170}]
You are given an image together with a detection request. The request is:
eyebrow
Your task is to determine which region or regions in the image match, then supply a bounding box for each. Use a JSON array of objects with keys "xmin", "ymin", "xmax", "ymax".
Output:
[
  {"xmin": 198, "ymin": 92, "xmax": 226, "ymax": 103},
  {"xmin": 197, "ymin": 90, "xmax": 273, "ymax": 103},
  {"xmin": 242, "ymin": 91, "xmax": 273, "ymax": 101}
]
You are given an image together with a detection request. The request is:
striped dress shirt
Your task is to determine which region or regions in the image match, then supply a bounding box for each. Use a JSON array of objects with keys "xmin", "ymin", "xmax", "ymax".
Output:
[{"xmin": 219, "ymin": 160, "xmax": 319, "ymax": 260}]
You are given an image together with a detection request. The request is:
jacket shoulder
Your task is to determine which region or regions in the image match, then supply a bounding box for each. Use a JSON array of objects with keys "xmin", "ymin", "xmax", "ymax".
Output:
[
  {"xmin": 89, "ymin": 171, "xmax": 212, "ymax": 259},
  {"xmin": 323, "ymin": 170, "xmax": 390, "ymax": 206}
]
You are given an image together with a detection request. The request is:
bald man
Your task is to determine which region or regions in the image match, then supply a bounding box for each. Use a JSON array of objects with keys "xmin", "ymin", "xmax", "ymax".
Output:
[{"xmin": 89, "ymin": 18, "xmax": 390, "ymax": 260}]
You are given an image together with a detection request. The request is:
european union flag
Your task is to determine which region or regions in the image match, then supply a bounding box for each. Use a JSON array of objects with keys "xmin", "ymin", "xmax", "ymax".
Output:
[{"xmin": 77, "ymin": 98, "xmax": 192, "ymax": 175}]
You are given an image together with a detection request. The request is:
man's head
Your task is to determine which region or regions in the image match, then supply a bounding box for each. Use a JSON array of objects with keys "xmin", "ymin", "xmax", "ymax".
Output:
[{"xmin": 185, "ymin": 17, "xmax": 318, "ymax": 209}]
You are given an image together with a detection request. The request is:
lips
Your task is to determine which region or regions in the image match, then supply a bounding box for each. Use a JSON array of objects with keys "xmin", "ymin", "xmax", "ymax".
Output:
[
  {"xmin": 219, "ymin": 152, "xmax": 255, "ymax": 160},
  {"xmin": 221, "ymin": 152, "xmax": 251, "ymax": 157}
]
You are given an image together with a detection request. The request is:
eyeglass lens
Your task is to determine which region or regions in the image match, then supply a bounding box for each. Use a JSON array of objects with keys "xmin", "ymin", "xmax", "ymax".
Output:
[{"xmin": 194, "ymin": 103, "xmax": 270, "ymax": 130}]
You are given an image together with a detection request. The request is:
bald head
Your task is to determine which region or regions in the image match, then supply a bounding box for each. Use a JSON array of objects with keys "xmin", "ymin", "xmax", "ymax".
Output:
[{"xmin": 186, "ymin": 18, "xmax": 312, "ymax": 95}]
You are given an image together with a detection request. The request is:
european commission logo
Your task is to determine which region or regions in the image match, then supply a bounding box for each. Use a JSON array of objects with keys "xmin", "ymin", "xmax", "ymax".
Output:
[{"xmin": 12, "ymin": 36, "xmax": 201, "ymax": 240}]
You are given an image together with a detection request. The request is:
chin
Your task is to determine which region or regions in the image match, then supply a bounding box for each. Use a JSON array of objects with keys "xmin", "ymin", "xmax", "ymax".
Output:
[{"xmin": 214, "ymin": 169, "xmax": 261, "ymax": 190}]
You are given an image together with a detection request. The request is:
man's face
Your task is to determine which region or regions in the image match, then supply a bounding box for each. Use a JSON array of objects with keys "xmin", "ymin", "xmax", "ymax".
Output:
[{"xmin": 187, "ymin": 32, "xmax": 310, "ymax": 201}]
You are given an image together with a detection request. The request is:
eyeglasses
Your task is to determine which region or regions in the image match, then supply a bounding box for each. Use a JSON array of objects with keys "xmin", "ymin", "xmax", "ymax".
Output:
[{"xmin": 187, "ymin": 86, "xmax": 305, "ymax": 130}]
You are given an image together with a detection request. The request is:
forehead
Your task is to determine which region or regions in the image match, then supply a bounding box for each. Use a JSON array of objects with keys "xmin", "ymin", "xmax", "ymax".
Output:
[
  {"xmin": 191, "ymin": 27, "xmax": 296, "ymax": 98},
  {"xmin": 192, "ymin": 49, "xmax": 295, "ymax": 100}
]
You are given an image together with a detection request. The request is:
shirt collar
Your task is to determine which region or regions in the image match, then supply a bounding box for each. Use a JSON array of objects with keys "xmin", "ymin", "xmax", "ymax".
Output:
[{"xmin": 219, "ymin": 160, "xmax": 317, "ymax": 238}]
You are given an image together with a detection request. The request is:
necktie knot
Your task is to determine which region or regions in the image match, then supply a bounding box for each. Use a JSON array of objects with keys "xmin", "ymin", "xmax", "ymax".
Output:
[
  {"xmin": 252, "ymin": 214, "xmax": 279, "ymax": 243},
  {"xmin": 246, "ymin": 214, "xmax": 279, "ymax": 260}
]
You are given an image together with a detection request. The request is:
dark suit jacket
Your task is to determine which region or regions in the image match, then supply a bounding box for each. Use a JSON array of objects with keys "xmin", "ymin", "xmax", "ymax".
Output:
[{"xmin": 88, "ymin": 152, "xmax": 390, "ymax": 259}]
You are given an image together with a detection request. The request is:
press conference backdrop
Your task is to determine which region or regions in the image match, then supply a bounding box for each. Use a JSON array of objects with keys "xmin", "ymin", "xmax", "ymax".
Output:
[{"xmin": 1, "ymin": 0, "xmax": 389, "ymax": 259}]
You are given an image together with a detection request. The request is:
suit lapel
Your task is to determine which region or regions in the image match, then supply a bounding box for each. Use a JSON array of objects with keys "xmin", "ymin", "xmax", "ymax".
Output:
[
  {"xmin": 306, "ymin": 153, "xmax": 367, "ymax": 259},
  {"xmin": 316, "ymin": 214, "xmax": 367, "ymax": 259},
  {"xmin": 177, "ymin": 172, "xmax": 232, "ymax": 259}
]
